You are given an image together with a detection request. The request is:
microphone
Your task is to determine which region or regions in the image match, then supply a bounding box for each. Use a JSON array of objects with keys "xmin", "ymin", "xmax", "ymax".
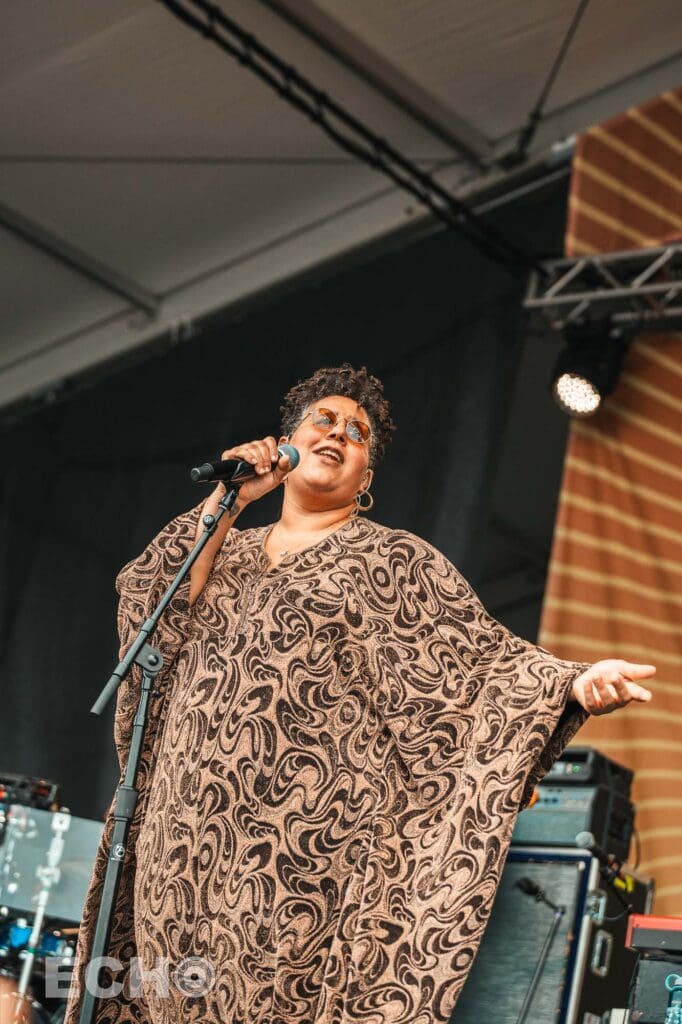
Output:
[
  {"xmin": 575, "ymin": 831, "xmax": 626, "ymax": 880},
  {"xmin": 191, "ymin": 444, "xmax": 300, "ymax": 484},
  {"xmin": 515, "ymin": 876, "xmax": 564, "ymax": 913},
  {"xmin": 516, "ymin": 877, "xmax": 544, "ymax": 899}
]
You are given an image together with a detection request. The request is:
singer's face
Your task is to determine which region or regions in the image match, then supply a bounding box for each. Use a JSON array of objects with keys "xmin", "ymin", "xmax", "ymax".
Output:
[{"xmin": 282, "ymin": 394, "xmax": 373, "ymax": 509}]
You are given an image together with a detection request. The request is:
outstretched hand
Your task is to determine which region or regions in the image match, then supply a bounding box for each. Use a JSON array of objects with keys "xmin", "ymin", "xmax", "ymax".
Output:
[{"xmin": 571, "ymin": 660, "xmax": 655, "ymax": 716}]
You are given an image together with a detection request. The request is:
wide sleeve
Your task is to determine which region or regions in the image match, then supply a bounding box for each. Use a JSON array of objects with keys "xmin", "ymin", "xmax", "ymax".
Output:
[
  {"xmin": 363, "ymin": 530, "xmax": 590, "ymax": 811},
  {"xmin": 113, "ymin": 501, "xmax": 219, "ymax": 770},
  {"xmin": 65, "ymin": 504, "xmax": 222, "ymax": 1024}
]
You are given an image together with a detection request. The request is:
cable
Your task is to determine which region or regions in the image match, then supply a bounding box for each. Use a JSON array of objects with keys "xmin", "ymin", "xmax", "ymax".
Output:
[
  {"xmin": 158, "ymin": 0, "xmax": 540, "ymax": 272},
  {"xmin": 632, "ymin": 825, "xmax": 642, "ymax": 871},
  {"xmin": 626, "ymin": 951, "xmax": 641, "ymax": 1013},
  {"xmin": 509, "ymin": 0, "xmax": 591, "ymax": 163},
  {"xmin": 258, "ymin": 0, "xmax": 489, "ymax": 169},
  {"xmin": 603, "ymin": 902, "xmax": 632, "ymax": 924}
]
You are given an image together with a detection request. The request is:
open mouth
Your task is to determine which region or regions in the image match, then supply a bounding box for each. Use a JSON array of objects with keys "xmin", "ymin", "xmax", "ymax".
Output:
[{"xmin": 314, "ymin": 447, "xmax": 343, "ymax": 465}]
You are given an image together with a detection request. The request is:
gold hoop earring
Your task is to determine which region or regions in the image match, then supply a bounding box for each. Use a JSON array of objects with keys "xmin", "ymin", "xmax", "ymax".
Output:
[{"xmin": 353, "ymin": 489, "xmax": 374, "ymax": 516}]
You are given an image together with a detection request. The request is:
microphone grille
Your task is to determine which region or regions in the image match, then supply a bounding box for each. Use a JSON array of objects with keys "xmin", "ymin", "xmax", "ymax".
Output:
[{"xmin": 278, "ymin": 443, "xmax": 300, "ymax": 469}]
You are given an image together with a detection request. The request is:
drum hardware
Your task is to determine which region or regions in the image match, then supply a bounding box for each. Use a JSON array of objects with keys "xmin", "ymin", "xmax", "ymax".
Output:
[
  {"xmin": 7, "ymin": 811, "xmax": 72, "ymax": 1014},
  {"xmin": 0, "ymin": 777, "xmax": 100, "ymax": 1023},
  {"xmin": 0, "ymin": 798, "xmax": 102, "ymax": 1023},
  {"xmin": 0, "ymin": 922, "xmax": 73, "ymax": 1024},
  {"xmin": 0, "ymin": 774, "xmax": 61, "ymax": 852},
  {"xmin": 0, "ymin": 917, "xmax": 75, "ymax": 970},
  {"xmin": 0, "ymin": 805, "xmax": 102, "ymax": 924}
]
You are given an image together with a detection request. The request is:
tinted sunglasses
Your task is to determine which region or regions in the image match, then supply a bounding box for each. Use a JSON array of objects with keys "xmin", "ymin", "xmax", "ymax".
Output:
[{"xmin": 303, "ymin": 407, "xmax": 371, "ymax": 444}]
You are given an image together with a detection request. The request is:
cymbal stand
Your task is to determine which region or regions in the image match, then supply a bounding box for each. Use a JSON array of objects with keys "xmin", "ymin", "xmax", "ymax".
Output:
[{"xmin": 11, "ymin": 810, "xmax": 70, "ymax": 1023}]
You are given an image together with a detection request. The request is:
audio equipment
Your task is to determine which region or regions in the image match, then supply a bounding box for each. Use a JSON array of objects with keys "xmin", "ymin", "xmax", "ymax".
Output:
[
  {"xmin": 0, "ymin": 773, "xmax": 60, "ymax": 813},
  {"xmin": 545, "ymin": 748, "xmax": 634, "ymax": 796},
  {"xmin": 630, "ymin": 959, "xmax": 682, "ymax": 1023},
  {"xmin": 511, "ymin": 784, "xmax": 635, "ymax": 862},
  {"xmin": 627, "ymin": 914, "xmax": 682, "ymax": 956},
  {"xmin": 625, "ymin": 915, "xmax": 682, "ymax": 1023},
  {"xmin": 454, "ymin": 847, "xmax": 653, "ymax": 1024}
]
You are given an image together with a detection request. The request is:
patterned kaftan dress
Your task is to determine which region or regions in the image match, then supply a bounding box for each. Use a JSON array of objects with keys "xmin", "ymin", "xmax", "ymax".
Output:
[{"xmin": 65, "ymin": 504, "xmax": 588, "ymax": 1024}]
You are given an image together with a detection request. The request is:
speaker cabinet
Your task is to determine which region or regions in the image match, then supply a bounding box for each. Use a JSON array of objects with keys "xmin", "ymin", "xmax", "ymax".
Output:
[{"xmin": 454, "ymin": 848, "xmax": 653, "ymax": 1024}]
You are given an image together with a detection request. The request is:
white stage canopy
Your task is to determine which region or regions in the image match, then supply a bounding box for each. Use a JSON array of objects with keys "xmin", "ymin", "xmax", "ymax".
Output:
[{"xmin": 1, "ymin": 0, "xmax": 680, "ymax": 408}]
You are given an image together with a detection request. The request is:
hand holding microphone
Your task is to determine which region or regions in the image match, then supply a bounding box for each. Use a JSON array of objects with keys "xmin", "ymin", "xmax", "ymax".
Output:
[
  {"xmin": 188, "ymin": 438, "xmax": 298, "ymax": 605},
  {"xmin": 192, "ymin": 437, "xmax": 299, "ymax": 507}
]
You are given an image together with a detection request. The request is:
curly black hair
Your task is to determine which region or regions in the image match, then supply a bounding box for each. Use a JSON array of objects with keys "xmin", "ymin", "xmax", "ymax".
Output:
[{"xmin": 280, "ymin": 363, "xmax": 395, "ymax": 467}]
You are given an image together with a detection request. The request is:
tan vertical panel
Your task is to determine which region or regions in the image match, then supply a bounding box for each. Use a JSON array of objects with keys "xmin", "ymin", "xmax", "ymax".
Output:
[{"xmin": 538, "ymin": 87, "xmax": 682, "ymax": 914}]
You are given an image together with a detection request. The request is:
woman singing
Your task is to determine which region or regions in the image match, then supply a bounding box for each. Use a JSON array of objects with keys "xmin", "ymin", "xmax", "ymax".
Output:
[{"xmin": 66, "ymin": 363, "xmax": 654, "ymax": 1024}]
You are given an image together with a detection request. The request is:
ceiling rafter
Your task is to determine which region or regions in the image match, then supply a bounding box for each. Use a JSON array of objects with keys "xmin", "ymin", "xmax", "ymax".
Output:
[{"xmin": 0, "ymin": 201, "xmax": 159, "ymax": 317}]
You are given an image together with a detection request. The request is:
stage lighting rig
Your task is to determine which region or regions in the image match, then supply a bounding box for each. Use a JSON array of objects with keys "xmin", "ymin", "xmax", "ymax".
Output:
[
  {"xmin": 525, "ymin": 242, "xmax": 681, "ymax": 416},
  {"xmin": 524, "ymin": 242, "xmax": 682, "ymax": 331},
  {"xmin": 550, "ymin": 318, "xmax": 629, "ymax": 418}
]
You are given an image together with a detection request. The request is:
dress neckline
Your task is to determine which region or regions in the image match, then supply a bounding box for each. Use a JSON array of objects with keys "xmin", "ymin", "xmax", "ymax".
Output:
[{"xmin": 258, "ymin": 517, "xmax": 360, "ymax": 575}]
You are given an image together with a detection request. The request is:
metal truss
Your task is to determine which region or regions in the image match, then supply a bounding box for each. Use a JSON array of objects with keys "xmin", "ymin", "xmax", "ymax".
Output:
[{"xmin": 524, "ymin": 242, "xmax": 682, "ymax": 330}]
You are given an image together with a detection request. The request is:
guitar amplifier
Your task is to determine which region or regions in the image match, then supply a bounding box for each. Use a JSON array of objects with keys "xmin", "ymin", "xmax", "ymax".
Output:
[
  {"xmin": 546, "ymin": 748, "xmax": 633, "ymax": 796},
  {"xmin": 454, "ymin": 847, "xmax": 653, "ymax": 1024},
  {"xmin": 511, "ymin": 784, "xmax": 635, "ymax": 862}
]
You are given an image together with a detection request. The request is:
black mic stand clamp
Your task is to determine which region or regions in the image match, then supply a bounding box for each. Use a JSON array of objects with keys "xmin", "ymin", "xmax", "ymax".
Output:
[{"xmin": 78, "ymin": 485, "xmax": 240, "ymax": 1024}]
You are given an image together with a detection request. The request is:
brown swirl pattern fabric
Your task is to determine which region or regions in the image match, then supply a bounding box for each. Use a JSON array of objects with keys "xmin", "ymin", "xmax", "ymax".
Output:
[{"xmin": 65, "ymin": 507, "xmax": 588, "ymax": 1024}]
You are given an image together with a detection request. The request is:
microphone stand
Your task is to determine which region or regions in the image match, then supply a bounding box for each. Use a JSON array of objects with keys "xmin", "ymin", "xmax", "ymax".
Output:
[
  {"xmin": 575, "ymin": 833, "xmax": 633, "ymax": 922},
  {"xmin": 78, "ymin": 485, "xmax": 240, "ymax": 1024},
  {"xmin": 599, "ymin": 862, "xmax": 632, "ymax": 922},
  {"xmin": 515, "ymin": 879, "xmax": 566, "ymax": 1024}
]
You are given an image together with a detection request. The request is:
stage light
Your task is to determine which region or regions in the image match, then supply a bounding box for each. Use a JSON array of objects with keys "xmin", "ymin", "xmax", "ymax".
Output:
[{"xmin": 550, "ymin": 319, "xmax": 629, "ymax": 418}]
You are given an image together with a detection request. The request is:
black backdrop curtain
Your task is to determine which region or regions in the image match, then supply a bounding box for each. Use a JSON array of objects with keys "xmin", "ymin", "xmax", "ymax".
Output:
[{"xmin": 0, "ymin": 182, "xmax": 566, "ymax": 821}]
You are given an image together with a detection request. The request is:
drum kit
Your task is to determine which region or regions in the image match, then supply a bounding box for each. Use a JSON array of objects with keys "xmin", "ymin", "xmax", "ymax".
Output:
[{"xmin": 0, "ymin": 772, "xmax": 103, "ymax": 1024}]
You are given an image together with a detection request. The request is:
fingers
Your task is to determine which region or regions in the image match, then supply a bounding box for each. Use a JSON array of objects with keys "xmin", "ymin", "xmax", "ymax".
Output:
[
  {"xmin": 578, "ymin": 680, "xmax": 603, "ymax": 715},
  {"xmin": 587, "ymin": 676, "xmax": 619, "ymax": 715},
  {"xmin": 581, "ymin": 666, "xmax": 654, "ymax": 717},
  {"xmin": 216, "ymin": 436, "xmax": 294, "ymax": 507},
  {"xmin": 614, "ymin": 661, "xmax": 657, "ymax": 680},
  {"xmin": 221, "ymin": 437, "xmax": 280, "ymax": 475},
  {"xmin": 625, "ymin": 681, "xmax": 653, "ymax": 703},
  {"xmin": 603, "ymin": 663, "xmax": 655, "ymax": 708},
  {"xmin": 273, "ymin": 449, "xmax": 292, "ymax": 477},
  {"xmin": 264, "ymin": 436, "xmax": 280, "ymax": 464},
  {"xmin": 601, "ymin": 673, "xmax": 636, "ymax": 712}
]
